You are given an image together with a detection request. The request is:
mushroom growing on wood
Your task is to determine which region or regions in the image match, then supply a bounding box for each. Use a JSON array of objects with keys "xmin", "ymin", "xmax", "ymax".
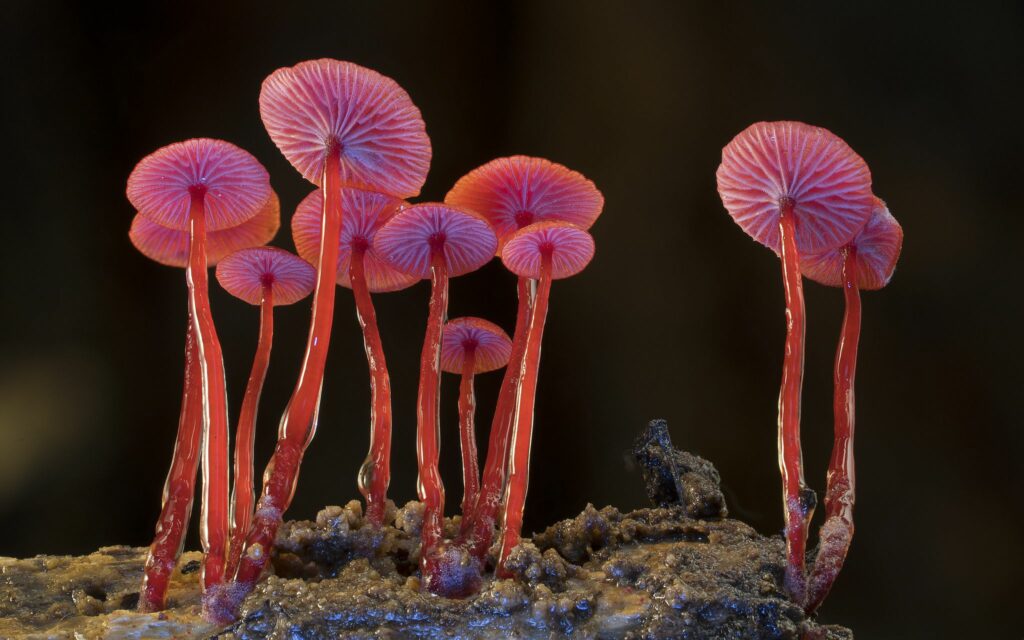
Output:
[
  {"xmin": 127, "ymin": 138, "xmax": 271, "ymax": 596},
  {"xmin": 291, "ymin": 187, "xmax": 418, "ymax": 525},
  {"xmin": 800, "ymin": 198, "xmax": 903, "ymax": 613},
  {"xmin": 716, "ymin": 121, "xmax": 874, "ymax": 603},
  {"xmin": 215, "ymin": 247, "xmax": 316, "ymax": 576}
]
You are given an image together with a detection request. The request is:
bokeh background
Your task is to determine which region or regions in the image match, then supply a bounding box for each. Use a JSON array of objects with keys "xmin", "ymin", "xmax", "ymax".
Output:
[{"xmin": 1, "ymin": 2, "xmax": 1020, "ymax": 637}]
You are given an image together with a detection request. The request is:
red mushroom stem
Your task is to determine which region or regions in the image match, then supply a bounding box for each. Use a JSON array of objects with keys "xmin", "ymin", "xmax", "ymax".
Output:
[
  {"xmin": 351, "ymin": 242, "xmax": 395, "ymax": 527},
  {"xmin": 225, "ymin": 281, "xmax": 274, "ymax": 577},
  {"xmin": 186, "ymin": 188, "xmax": 231, "ymax": 589},
  {"xmin": 417, "ymin": 247, "xmax": 449, "ymax": 567},
  {"xmin": 806, "ymin": 247, "xmax": 860, "ymax": 613},
  {"xmin": 139, "ymin": 322, "xmax": 203, "ymax": 612},
  {"xmin": 457, "ymin": 344, "xmax": 480, "ymax": 534},
  {"xmin": 496, "ymin": 253, "xmax": 552, "ymax": 576},
  {"xmin": 777, "ymin": 199, "xmax": 813, "ymax": 604},
  {"xmin": 232, "ymin": 147, "xmax": 343, "ymax": 592}
]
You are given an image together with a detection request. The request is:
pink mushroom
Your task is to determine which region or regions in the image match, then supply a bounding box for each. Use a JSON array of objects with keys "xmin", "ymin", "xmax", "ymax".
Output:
[
  {"xmin": 439, "ymin": 317, "xmax": 513, "ymax": 533},
  {"xmin": 716, "ymin": 121, "xmax": 874, "ymax": 603},
  {"xmin": 126, "ymin": 138, "xmax": 271, "ymax": 595},
  {"xmin": 291, "ymin": 187, "xmax": 418, "ymax": 526},
  {"xmin": 496, "ymin": 221, "xmax": 595, "ymax": 576},
  {"xmin": 374, "ymin": 203, "xmax": 496, "ymax": 596},
  {"xmin": 801, "ymin": 199, "xmax": 903, "ymax": 613},
  {"xmin": 214, "ymin": 247, "xmax": 316, "ymax": 577},
  {"xmin": 444, "ymin": 156, "xmax": 603, "ymax": 563}
]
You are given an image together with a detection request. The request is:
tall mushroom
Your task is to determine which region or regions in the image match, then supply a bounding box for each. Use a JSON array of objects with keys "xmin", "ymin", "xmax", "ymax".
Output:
[
  {"xmin": 444, "ymin": 156, "xmax": 603, "ymax": 563},
  {"xmin": 291, "ymin": 187, "xmax": 418, "ymax": 525},
  {"xmin": 800, "ymin": 199, "xmax": 903, "ymax": 613},
  {"xmin": 374, "ymin": 203, "xmax": 497, "ymax": 595},
  {"xmin": 496, "ymin": 221, "xmax": 595, "ymax": 576},
  {"xmin": 227, "ymin": 59, "xmax": 431, "ymax": 605},
  {"xmin": 127, "ymin": 138, "xmax": 271, "ymax": 593},
  {"xmin": 214, "ymin": 247, "xmax": 316, "ymax": 576},
  {"xmin": 716, "ymin": 121, "xmax": 874, "ymax": 603},
  {"xmin": 439, "ymin": 317, "xmax": 513, "ymax": 532}
]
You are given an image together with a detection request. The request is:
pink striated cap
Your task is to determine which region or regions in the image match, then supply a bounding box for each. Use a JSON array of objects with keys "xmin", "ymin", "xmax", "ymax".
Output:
[
  {"xmin": 801, "ymin": 197, "xmax": 903, "ymax": 291},
  {"xmin": 290, "ymin": 188, "xmax": 419, "ymax": 293},
  {"xmin": 716, "ymin": 121, "xmax": 874, "ymax": 254},
  {"xmin": 127, "ymin": 138, "xmax": 271, "ymax": 232},
  {"xmin": 441, "ymin": 317, "xmax": 513, "ymax": 375},
  {"xmin": 374, "ymin": 203, "xmax": 497, "ymax": 278},
  {"xmin": 215, "ymin": 246, "xmax": 316, "ymax": 306},
  {"xmin": 260, "ymin": 59, "xmax": 431, "ymax": 197},
  {"xmin": 444, "ymin": 155, "xmax": 604, "ymax": 251},
  {"xmin": 129, "ymin": 191, "xmax": 281, "ymax": 268},
  {"xmin": 501, "ymin": 221, "xmax": 595, "ymax": 280}
]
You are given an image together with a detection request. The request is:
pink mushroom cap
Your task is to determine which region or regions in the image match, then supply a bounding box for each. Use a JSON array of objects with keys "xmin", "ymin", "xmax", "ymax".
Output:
[
  {"xmin": 291, "ymin": 188, "xmax": 420, "ymax": 293},
  {"xmin": 129, "ymin": 191, "xmax": 281, "ymax": 268},
  {"xmin": 215, "ymin": 246, "xmax": 316, "ymax": 306},
  {"xmin": 259, "ymin": 58, "xmax": 432, "ymax": 198},
  {"xmin": 500, "ymin": 221, "xmax": 595, "ymax": 280},
  {"xmin": 374, "ymin": 203, "xmax": 498, "ymax": 278},
  {"xmin": 126, "ymin": 138, "xmax": 272, "ymax": 232},
  {"xmin": 440, "ymin": 317, "xmax": 513, "ymax": 374},
  {"xmin": 801, "ymin": 197, "xmax": 904, "ymax": 291},
  {"xmin": 444, "ymin": 155, "xmax": 604, "ymax": 251},
  {"xmin": 716, "ymin": 121, "xmax": 874, "ymax": 254}
]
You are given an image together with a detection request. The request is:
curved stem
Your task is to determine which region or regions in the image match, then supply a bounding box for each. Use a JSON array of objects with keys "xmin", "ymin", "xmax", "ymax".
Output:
[
  {"xmin": 351, "ymin": 246, "xmax": 394, "ymax": 527},
  {"xmin": 188, "ymin": 191, "xmax": 231, "ymax": 589},
  {"xmin": 807, "ymin": 249, "xmax": 861, "ymax": 613},
  {"xmin": 418, "ymin": 250, "xmax": 449, "ymax": 568},
  {"xmin": 458, "ymin": 349, "xmax": 479, "ymax": 536},
  {"xmin": 497, "ymin": 255, "xmax": 552, "ymax": 576},
  {"xmin": 226, "ymin": 285, "xmax": 274, "ymax": 577},
  {"xmin": 139, "ymin": 320, "xmax": 202, "ymax": 612},
  {"xmin": 778, "ymin": 202, "xmax": 812, "ymax": 605}
]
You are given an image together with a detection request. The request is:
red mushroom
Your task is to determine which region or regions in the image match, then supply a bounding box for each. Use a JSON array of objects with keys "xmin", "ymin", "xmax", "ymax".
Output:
[
  {"xmin": 291, "ymin": 187, "xmax": 418, "ymax": 526},
  {"xmin": 215, "ymin": 247, "xmax": 316, "ymax": 576},
  {"xmin": 126, "ymin": 138, "xmax": 271, "ymax": 594},
  {"xmin": 495, "ymin": 221, "xmax": 595, "ymax": 576},
  {"xmin": 444, "ymin": 156, "xmax": 603, "ymax": 563},
  {"xmin": 374, "ymin": 203, "xmax": 497, "ymax": 595},
  {"xmin": 800, "ymin": 199, "xmax": 903, "ymax": 613},
  {"xmin": 716, "ymin": 121, "xmax": 874, "ymax": 603},
  {"xmin": 439, "ymin": 317, "xmax": 513, "ymax": 533}
]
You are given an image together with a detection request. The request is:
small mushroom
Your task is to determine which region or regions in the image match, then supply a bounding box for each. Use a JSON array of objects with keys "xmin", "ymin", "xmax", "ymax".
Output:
[
  {"xmin": 440, "ymin": 317, "xmax": 513, "ymax": 533},
  {"xmin": 496, "ymin": 221, "xmax": 595, "ymax": 576},
  {"xmin": 374, "ymin": 203, "xmax": 497, "ymax": 594},
  {"xmin": 716, "ymin": 121, "xmax": 874, "ymax": 603},
  {"xmin": 215, "ymin": 247, "xmax": 316, "ymax": 576},
  {"xmin": 801, "ymin": 198, "xmax": 903, "ymax": 613},
  {"xmin": 291, "ymin": 187, "xmax": 418, "ymax": 526}
]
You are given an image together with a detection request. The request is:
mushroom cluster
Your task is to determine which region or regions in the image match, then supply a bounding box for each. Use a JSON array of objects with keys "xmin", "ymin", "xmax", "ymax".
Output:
[{"xmin": 127, "ymin": 59, "xmax": 603, "ymax": 621}]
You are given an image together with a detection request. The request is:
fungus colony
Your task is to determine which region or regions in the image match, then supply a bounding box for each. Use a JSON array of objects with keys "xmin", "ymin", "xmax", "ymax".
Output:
[{"xmin": 126, "ymin": 60, "xmax": 900, "ymax": 622}]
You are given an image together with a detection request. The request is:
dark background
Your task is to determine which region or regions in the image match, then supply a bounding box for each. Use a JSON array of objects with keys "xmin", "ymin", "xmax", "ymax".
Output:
[{"xmin": 1, "ymin": 1, "xmax": 1020, "ymax": 637}]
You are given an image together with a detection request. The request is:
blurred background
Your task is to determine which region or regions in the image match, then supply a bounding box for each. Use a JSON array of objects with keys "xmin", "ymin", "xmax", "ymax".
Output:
[{"xmin": 1, "ymin": 1, "xmax": 1020, "ymax": 637}]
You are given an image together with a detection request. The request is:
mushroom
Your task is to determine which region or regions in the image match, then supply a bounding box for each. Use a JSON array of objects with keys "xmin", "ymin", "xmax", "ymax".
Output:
[
  {"xmin": 214, "ymin": 247, "xmax": 316, "ymax": 576},
  {"xmin": 126, "ymin": 138, "xmax": 271, "ymax": 593},
  {"xmin": 439, "ymin": 317, "xmax": 513, "ymax": 532},
  {"xmin": 374, "ymin": 203, "xmax": 497, "ymax": 595},
  {"xmin": 800, "ymin": 199, "xmax": 903, "ymax": 613},
  {"xmin": 291, "ymin": 187, "xmax": 418, "ymax": 526},
  {"xmin": 495, "ymin": 221, "xmax": 595, "ymax": 576},
  {"xmin": 228, "ymin": 59, "xmax": 431, "ymax": 601},
  {"xmin": 444, "ymin": 156, "xmax": 603, "ymax": 562},
  {"xmin": 716, "ymin": 121, "xmax": 874, "ymax": 603}
]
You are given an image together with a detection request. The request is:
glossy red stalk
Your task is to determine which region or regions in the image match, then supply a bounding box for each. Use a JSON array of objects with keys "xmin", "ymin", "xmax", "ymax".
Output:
[
  {"xmin": 807, "ymin": 248, "xmax": 861, "ymax": 613},
  {"xmin": 457, "ymin": 348, "xmax": 479, "ymax": 536},
  {"xmin": 226, "ymin": 284, "xmax": 274, "ymax": 577},
  {"xmin": 496, "ymin": 254, "xmax": 552, "ymax": 577},
  {"xmin": 139, "ymin": 322, "xmax": 202, "ymax": 612},
  {"xmin": 352, "ymin": 244, "xmax": 394, "ymax": 527}
]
